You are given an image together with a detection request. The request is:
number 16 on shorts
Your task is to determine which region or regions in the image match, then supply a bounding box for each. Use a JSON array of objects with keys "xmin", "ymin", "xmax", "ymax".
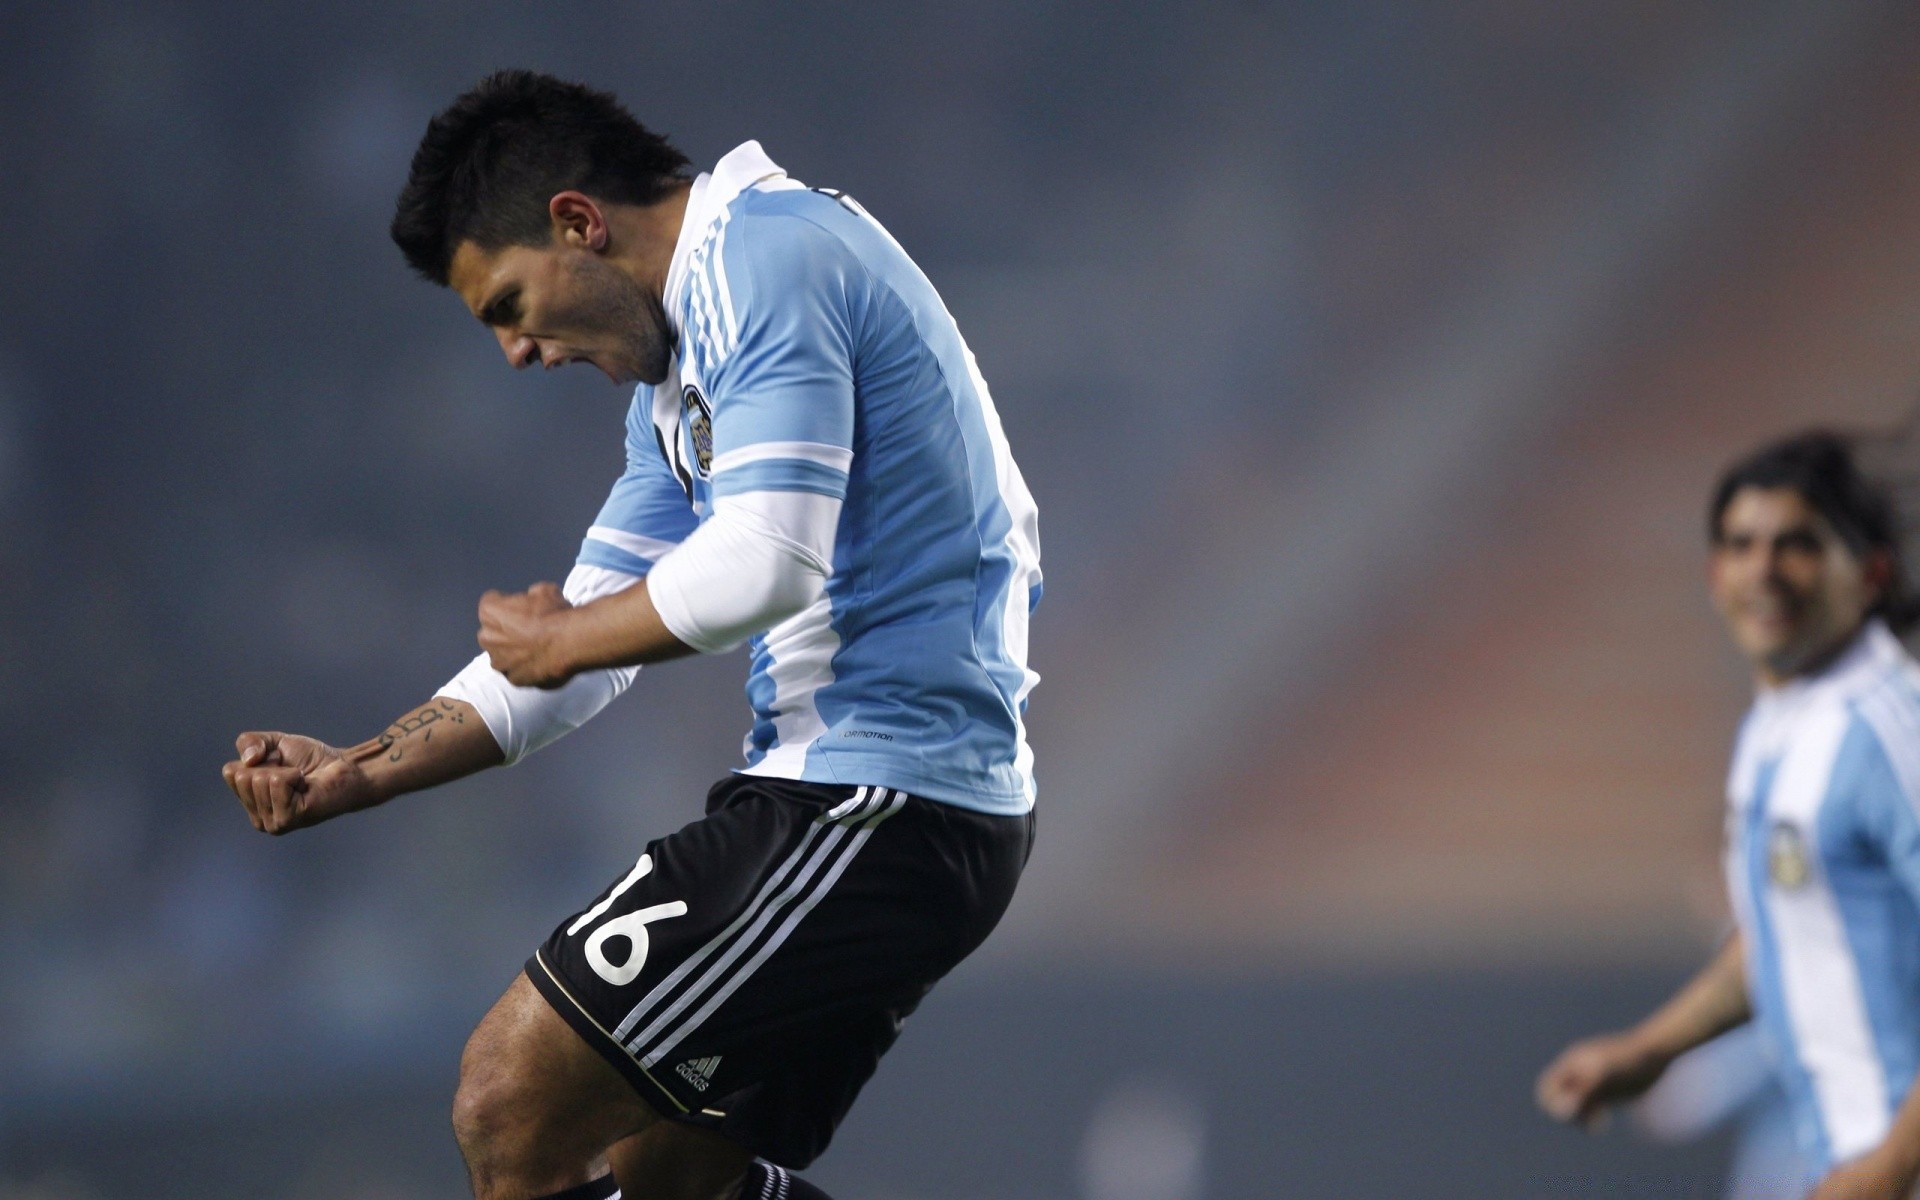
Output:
[{"xmin": 566, "ymin": 854, "xmax": 688, "ymax": 987}]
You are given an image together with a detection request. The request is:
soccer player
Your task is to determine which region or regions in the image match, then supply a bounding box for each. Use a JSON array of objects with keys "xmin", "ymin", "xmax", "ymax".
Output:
[
  {"xmin": 221, "ymin": 71, "xmax": 1041, "ymax": 1200},
  {"xmin": 1535, "ymin": 432, "xmax": 1920, "ymax": 1199}
]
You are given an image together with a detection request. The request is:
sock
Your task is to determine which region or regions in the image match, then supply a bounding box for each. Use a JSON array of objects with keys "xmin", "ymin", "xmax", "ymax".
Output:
[
  {"xmin": 743, "ymin": 1161, "xmax": 835, "ymax": 1200},
  {"xmin": 532, "ymin": 1176, "xmax": 619, "ymax": 1200}
]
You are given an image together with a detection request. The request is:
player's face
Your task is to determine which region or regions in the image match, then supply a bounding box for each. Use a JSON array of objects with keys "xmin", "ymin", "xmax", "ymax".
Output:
[
  {"xmin": 1709, "ymin": 486, "xmax": 1881, "ymax": 685},
  {"xmin": 448, "ymin": 237, "xmax": 673, "ymax": 386}
]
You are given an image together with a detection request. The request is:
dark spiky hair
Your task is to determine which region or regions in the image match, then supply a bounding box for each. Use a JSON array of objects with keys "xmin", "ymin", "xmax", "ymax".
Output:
[{"xmin": 390, "ymin": 70, "xmax": 690, "ymax": 285}]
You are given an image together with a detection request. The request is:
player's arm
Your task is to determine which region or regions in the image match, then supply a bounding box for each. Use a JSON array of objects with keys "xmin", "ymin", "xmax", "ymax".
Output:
[
  {"xmin": 224, "ymin": 406, "xmax": 697, "ymax": 831},
  {"xmin": 437, "ymin": 402, "xmax": 704, "ymax": 733},
  {"xmin": 475, "ymin": 572, "xmax": 692, "ymax": 685},
  {"xmin": 479, "ymin": 214, "xmax": 855, "ymax": 685},
  {"xmin": 224, "ymin": 564, "xmax": 657, "ymax": 834},
  {"xmin": 1535, "ymin": 932, "xmax": 1751, "ymax": 1128},
  {"xmin": 222, "ymin": 697, "xmax": 504, "ymax": 835},
  {"xmin": 480, "ymin": 489, "xmax": 841, "ymax": 683}
]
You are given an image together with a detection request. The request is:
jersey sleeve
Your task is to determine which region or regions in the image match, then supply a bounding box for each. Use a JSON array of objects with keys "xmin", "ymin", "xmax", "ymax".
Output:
[
  {"xmin": 1838, "ymin": 705, "xmax": 1920, "ymax": 906},
  {"xmin": 699, "ymin": 213, "xmax": 858, "ymax": 502},
  {"xmin": 576, "ymin": 393, "xmax": 700, "ymax": 576}
]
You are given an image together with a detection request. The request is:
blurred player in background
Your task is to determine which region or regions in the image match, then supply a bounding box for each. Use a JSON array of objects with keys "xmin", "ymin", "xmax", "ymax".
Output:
[
  {"xmin": 221, "ymin": 71, "xmax": 1040, "ymax": 1200},
  {"xmin": 1537, "ymin": 432, "xmax": 1920, "ymax": 1199}
]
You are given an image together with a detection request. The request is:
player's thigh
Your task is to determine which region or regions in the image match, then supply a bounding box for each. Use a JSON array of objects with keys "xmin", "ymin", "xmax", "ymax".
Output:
[{"xmin": 456, "ymin": 972, "xmax": 662, "ymax": 1153}]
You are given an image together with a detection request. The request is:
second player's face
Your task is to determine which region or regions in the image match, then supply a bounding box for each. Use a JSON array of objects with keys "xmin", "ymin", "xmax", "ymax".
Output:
[
  {"xmin": 1709, "ymin": 486, "xmax": 1881, "ymax": 686},
  {"xmin": 448, "ymin": 237, "xmax": 673, "ymax": 386}
]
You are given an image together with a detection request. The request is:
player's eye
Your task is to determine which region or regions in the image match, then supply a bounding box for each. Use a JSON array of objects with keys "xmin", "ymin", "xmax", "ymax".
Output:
[{"xmin": 481, "ymin": 291, "xmax": 521, "ymax": 327}]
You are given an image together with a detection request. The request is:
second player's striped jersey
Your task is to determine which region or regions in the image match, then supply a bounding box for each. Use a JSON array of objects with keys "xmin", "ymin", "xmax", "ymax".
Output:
[
  {"xmin": 577, "ymin": 142, "xmax": 1041, "ymax": 816},
  {"xmin": 1725, "ymin": 620, "xmax": 1920, "ymax": 1175}
]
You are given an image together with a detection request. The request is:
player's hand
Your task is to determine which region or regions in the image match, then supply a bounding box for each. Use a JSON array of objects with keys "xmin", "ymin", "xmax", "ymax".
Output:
[
  {"xmin": 477, "ymin": 581, "xmax": 577, "ymax": 688},
  {"xmin": 221, "ymin": 732, "xmax": 376, "ymax": 835},
  {"xmin": 1535, "ymin": 1032, "xmax": 1669, "ymax": 1130},
  {"xmin": 1807, "ymin": 1144, "xmax": 1920, "ymax": 1200}
]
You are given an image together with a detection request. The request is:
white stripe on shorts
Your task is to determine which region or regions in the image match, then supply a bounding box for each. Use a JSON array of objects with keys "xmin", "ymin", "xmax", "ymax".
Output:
[
  {"xmin": 635, "ymin": 789, "xmax": 907, "ymax": 1067},
  {"xmin": 608, "ymin": 787, "xmax": 889, "ymax": 1046}
]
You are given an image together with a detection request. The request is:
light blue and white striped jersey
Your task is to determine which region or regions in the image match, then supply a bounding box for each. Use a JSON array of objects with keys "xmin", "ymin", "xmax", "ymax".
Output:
[
  {"xmin": 577, "ymin": 142, "xmax": 1041, "ymax": 816},
  {"xmin": 1725, "ymin": 620, "xmax": 1920, "ymax": 1174}
]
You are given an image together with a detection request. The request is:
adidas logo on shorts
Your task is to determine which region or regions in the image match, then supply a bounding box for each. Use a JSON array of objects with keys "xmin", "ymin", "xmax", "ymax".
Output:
[{"xmin": 675, "ymin": 1055, "xmax": 723, "ymax": 1091}]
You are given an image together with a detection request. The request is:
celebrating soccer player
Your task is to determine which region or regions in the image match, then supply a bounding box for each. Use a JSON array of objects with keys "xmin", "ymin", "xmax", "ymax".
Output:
[
  {"xmin": 1536, "ymin": 432, "xmax": 1920, "ymax": 1199},
  {"xmin": 221, "ymin": 71, "xmax": 1041, "ymax": 1200}
]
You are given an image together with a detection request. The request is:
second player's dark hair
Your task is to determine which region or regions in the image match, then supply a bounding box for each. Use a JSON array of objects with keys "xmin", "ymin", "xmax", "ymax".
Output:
[
  {"xmin": 1708, "ymin": 430, "xmax": 1919, "ymax": 632},
  {"xmin": 390, "ymin": 70, "xmax": 691, "ymax": 285}
]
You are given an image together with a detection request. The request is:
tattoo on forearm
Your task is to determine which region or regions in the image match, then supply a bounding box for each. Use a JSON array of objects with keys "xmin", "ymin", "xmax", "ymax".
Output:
[{"xmin": 375, "ymin": 699, "xmax": 468, "ymax": 763}]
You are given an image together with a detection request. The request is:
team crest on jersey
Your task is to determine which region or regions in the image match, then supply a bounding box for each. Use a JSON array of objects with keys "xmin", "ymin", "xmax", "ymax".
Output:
[
  {"xmin": 1768, "ymin": 820, "xmax": 1812, "ymax": 889},
  {"xmin": 682, "ymin": 385, "xmax": 714, "ymax": 478}
]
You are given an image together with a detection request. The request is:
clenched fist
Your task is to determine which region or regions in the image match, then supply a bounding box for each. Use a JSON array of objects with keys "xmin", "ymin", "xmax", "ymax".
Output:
[
  {"xmin": 478, "ymin": 581, "xmax": 577, "ymax": 688},
  {"xmin": 1535, "ymin": 1031, "xmax": 1670, "ymax": 1130},
  {"xmin": 221, "ymin": 732, "xmax": 377, "ymax": 835}
]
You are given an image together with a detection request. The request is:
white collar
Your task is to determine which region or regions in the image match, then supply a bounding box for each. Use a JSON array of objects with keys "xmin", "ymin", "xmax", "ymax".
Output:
[
  {"xmin": 1732, "ymin": 621, "xmax": 1904, "ymax": 796},
  {"xmin": 662, "ymin": 140, "xmax": 787, "ymax": 321}
]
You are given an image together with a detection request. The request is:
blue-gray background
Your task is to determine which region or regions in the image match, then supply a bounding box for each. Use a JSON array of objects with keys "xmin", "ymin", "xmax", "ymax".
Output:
[{"xmin": 9, "ymin": 2, "xmax": 1920, "ymax": 1197}]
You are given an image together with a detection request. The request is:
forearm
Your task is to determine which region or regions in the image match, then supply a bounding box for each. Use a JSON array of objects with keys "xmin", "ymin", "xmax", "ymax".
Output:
[
  {"xmin": 349, "ymin": 697, "xmax": 505, "ymax": 804},
  {"xmin": 536, "ymin": 507, "xmax": 831, "ymax": 670},
  {"xmin": 225, "ymin": 696, "xmax": 507, "ymax": 835},
  {"xmin": 1629, "ymin": 934, "xmax": 1752, "ymax": 1062},
  {"xmin": 547, "ymin": 578, "xmax": 697, "ymax": 672}
]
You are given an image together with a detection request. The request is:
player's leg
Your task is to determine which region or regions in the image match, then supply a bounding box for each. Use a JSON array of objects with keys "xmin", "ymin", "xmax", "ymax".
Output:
[
  {"xmin": 452, "ymin": 972, "xmax": 751, "ymax": 1200},
  {"xmin": 452, "ymin": 972, "xmax": 645, "ymax": 1198}
]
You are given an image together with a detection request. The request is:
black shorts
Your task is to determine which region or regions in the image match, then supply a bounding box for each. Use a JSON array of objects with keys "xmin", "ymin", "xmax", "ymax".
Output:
[{"xmin": 526, "ymin": 774, "xmax": 1033, "ymax": 1168}]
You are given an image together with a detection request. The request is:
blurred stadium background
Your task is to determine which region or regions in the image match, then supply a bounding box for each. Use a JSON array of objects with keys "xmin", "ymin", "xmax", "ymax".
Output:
[{"xmin": 8, "ymin": 1, "xmax": 1920, "ymax": 1196}]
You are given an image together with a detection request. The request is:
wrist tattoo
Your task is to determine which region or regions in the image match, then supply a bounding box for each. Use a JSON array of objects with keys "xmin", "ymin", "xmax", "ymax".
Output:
[{"xmin": 375, "ymin": 699, "xmax": 468, "ymax": 763}]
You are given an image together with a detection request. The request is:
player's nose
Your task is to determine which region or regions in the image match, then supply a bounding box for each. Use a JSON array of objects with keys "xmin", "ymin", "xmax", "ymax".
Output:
[
  {"xmin": 498, "ymin": 331, "xmax": 540, "ymax": 370},
  {"xmin": 1756, "ymin": 545, "xmax": 1792, "ymax": 582}
]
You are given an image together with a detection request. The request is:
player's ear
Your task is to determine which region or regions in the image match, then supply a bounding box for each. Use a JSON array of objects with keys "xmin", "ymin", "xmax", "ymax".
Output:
[
  {"xmin": 1865, "ymin": 547, "xmax": 1895, "ymax": 602},
  {"xmin": 549, "ymin": 191, "xmax": 609, "ymax": 252}
]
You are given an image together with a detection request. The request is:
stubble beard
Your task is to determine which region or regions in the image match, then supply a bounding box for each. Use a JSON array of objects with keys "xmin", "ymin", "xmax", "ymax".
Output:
[
  {"xmin": 630, "ymin": 288, "xmax": 673, "ymax": 385},
  {"xmin": 563, "ymin": 255, "xmax": 673, "ymax": 385}
]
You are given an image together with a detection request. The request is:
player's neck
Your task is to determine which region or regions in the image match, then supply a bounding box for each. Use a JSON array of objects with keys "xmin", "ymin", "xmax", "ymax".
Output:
[
  {"xmin": 605, "ymin": 181, "xmax": 692, "ymax": 303},
  {"xmin": 1751, "ymin": 621, "xmax": 1869, "ymax": 692}
]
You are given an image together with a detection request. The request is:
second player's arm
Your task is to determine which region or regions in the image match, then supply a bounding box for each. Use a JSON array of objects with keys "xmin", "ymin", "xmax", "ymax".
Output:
[{"xmin": 1535, "ymin": 933, "xmax": 1751, "ymax": 1126}]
